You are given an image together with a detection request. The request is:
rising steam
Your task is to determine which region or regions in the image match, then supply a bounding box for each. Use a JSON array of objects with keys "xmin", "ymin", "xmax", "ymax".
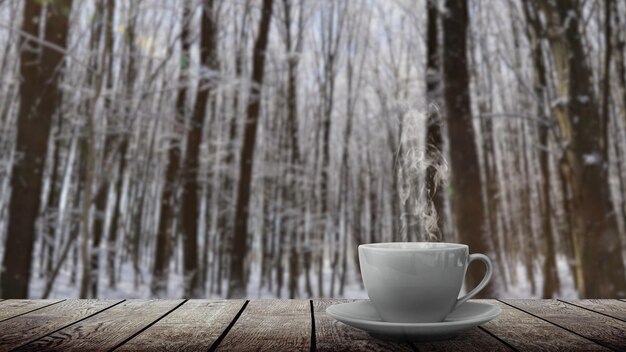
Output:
[{"xmin": 397, "ymin": 106, "xmax": 449, "ymax": 242}]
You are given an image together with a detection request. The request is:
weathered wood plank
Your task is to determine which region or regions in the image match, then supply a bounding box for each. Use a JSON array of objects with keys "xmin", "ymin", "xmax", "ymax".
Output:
[
  {"xmin": 560, "ymin": 300, "xmax": 626, "ymax": 322},
  {"xmin": 315, "ymin": 299, "xmax": 413, "ymax": 351},
  {"xmin": 0, "ymin": 299, "xmax": 123, "ymax": 352},
  {"xmin": 0, "ymin": 299, "xmax": 62, "ymax": 322},
  {"xmin": 316, "ymin": 299, "xmax": 510, "ymax": 352},
  {"xmin": 14, "ymin": 299, "xmax": 185, "ymax": 352},
  {"xmin": 407, "ymin": 329, "xmax": 512, "ymax": 352},
  {"xmin": 481, "ymin": 300, "xmax": 608, "ymax": 351},
  {"xmin": 501, "ymin": 299, "xmax": 626, "ymax": 351},
  {"xmin": 116, "ymin": 300, "xmax": 244, "ymax": 352},
  {"xmin": 214, "ymin": 299, "xmax": 310, "ymax": 351}
]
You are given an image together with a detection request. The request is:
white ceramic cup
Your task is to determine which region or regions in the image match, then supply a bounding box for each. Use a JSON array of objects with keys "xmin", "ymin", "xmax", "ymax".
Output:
[{"xmin": 358, "ymin": 242, "xmax": 492, "ymax": 323}]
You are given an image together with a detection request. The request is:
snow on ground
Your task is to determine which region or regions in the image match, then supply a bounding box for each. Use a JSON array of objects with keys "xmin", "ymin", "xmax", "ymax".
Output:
[
  {"xmin": 500, "ymin": 255, "xmax": 578, "ymax": 299},
  {"xmin": 28, "ymin": 245, "xmax": 576, "ymax": 299}
]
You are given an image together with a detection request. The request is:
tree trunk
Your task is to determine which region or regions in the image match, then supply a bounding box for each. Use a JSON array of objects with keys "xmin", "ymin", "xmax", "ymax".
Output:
[
  {"xmin": 79, "ymin": 79, "xmax": 101, "ymax": 299},
  {"xmin": 180, "ymin": 0, "xmax": 218, "ymax": 298},
  {"xmin": 44, "ymin": 117, "xmax": 65, "ymax": 281},
  {"xmin": 90, "ymin": 0, "xmax": 115, "ymax": 299},
  {"xmin": 425, "ymin": 0, "xmax": 445, "ymax": 240},
  {"xmin": 281, "ymin": 0, "xmax": 303, "ymax": 300},
  {"xmin": 107, "ymin": 2, "xmax": 138, "ymax": 289},
  {"xmin": 542, "ymin": 0, "xmax": 626, "ymax": 297},
  {"xmin": 1, "ymin": 0, "xmax": 73, "ymax": 298},
  {"xmin": 616, "ymin": 3, "xmax": 626, "ymax": 129},
  {"xmin": 442, "ymin": 0, "xmax": 496, "ymax": 297},
  {"xmin": 151, "ymin": 2, "xmax": 191, "ymax": 298},
  {"xmin": 523, "ymin": 1, "xmax": 560, "ymax": 298},
  {"xmin": 106, "ymin": 138, "xmax": 128, "ymax": 289},
  {"xmin": 613, "ymin": 0, "xmax": 626, "ymax": 231},
  {"xmin": 80, "ymin": 0, "xmax": 107, "ymax": 299},
  {"xmin": 228, "ymin": 0, "xmax": 274, "ymax": 298}
]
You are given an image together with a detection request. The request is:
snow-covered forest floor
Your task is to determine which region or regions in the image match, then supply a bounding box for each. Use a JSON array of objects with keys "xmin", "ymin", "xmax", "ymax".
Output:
[{"xmin": 29, "ymin": 250, "xmax": 578, "ymax": 299}]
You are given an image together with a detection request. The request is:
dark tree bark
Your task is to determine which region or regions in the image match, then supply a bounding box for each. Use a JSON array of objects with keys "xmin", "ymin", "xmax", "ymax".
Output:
[
  {"xmin": 442, "ymin": 0, "xmax": 495, "ymax": 297},
  {"xmin": 541, "ymin": 0, "xmax": 626, "ymax": 297},
  {"xmin": 281, "ymin": 0, "xmax": 304, "ymax": 299},
  {"xmin": 613, "ymin": 1, "xmax": 626, "ymax": 227},
  {"xmin": 228, "ymin": 0, "xmax": 274, "ymax": 298},
  {"xmin": 616, "ymin": 2, "xmax": 626, "ymax": 129},
  {"xmin": 151, "ymin": 1, "xmax": 192, "ymax": 298},
  {"xmin": 1, "ymin": 0, "xmax": 73, "ymax": 298},
  {"xmin": 424, "ymin": 0, "xmax": 445, "ymax": 240},
  {"xmin": 180, "ymin": 0, "xmax": 218, "ymax": 298}
]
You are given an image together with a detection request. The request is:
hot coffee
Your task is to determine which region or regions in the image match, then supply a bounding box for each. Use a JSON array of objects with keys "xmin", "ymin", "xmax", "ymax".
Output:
[{"xmin": 359, "ymin": 242, "xmax": 492, "ymax": 323}]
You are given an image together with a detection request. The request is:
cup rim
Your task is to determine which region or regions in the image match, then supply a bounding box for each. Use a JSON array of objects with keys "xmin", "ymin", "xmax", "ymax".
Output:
[{"xmin": 359, "ymin": 242, "xmax": 468, "ymax": 251}]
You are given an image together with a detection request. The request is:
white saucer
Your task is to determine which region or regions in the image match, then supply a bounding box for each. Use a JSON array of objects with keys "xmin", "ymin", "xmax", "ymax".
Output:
[{"xmin": 326, "ymin": 301, "xmax": 501, "ymax": 341}]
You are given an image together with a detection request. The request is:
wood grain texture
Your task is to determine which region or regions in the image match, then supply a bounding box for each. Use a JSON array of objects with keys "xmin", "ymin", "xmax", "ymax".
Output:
[
  {"xmin": 14, "ymin": 299, "xmax": 184, "ymax": 352},
  {"xmin": 215, "ymin": 299, "xmax": 310, "ymax": 351},
  {"xmin": 501, "ymin": 299, "xmax": 626, "ymax": 351},
  {"xmin": 560, "ymin": 299, "xmax": 626, "ymax": 322},
  {"xmin": 116, "ymin": 300, "xmax": 245, "ymax": 352},
  {"xmin": 481, "ymin": 300, "xmax": 608, "ymax": 351},
  {"xmin": 0, "ymin": 299, "xmax": 61, "ymax": 322},
  {"xmin": 0, "ymin": 299, "xmax": 123, "ymax": 352},
  {"xmin": 315, "ymin": 299, "xmax": 413, "ymax": 352},
  {"xmin": 409, "ymin": 329, "xmax": 512, "ymax": 352},
  {"xmin": 1, "ymin": 299, "xmax": 623, "ymax": 351}
]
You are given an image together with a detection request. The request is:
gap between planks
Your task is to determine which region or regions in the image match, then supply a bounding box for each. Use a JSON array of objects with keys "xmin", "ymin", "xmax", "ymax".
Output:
[
  {"xmin": 214, "ymin": 300, "xmax": 311, "ymax": 351},
  {"xmin": 496, "ymin": 299, "xmax": 618, "ymax": 351},
  {"xmin": 476, "ymin": 326, "xmax": 519, "ymax": 352},
  {"xmin": 16, "ymin": 300, "xmax": 186, "ymax": 351},
  {"xmin": 557, "ymin": 299, "xmax": 626, "ymax": 323},
  {"xmin": 109, "ymin": 299, "xmax": 189, "ymax": 351},
  {"xmin": 8, "ymin": 300, "xmax": 126, "ymax": 351},
  {"xmin": 0, "ymin": 299, "xmax": 65, "ymax": 323},
  {"xmin": 7, "ymin": 299, "xmax": 621, "ymax": 351},
  {"xmin": 207, "ymin": 300, "xmax": 250, "ymax": 352},
  {"xmin": 309, "ymin": 300, "xmax": 316, "ymax": 352}
]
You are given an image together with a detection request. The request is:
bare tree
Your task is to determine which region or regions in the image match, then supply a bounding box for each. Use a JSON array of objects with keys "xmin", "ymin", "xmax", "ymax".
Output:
[
  {"xmin": 315, "ymin": 1, "xmax": 346, "ymax": 297},
  {"xmin": 442, "ymin": 0, "xmax": 495, "ymax": 297},
  {"xmin": 228, "ymin": 0, "xmax": 274, "ymax": 298},
  {"xmin": 107, "ymin": 1, "xmax": 138, "ymax": 289},
  {"xmin": 523, "ymin": 1, "xmax": 560, "ymax": 298},
  {"xmin": 90, "ymin": 0, "xmax": 116, "ymax": 299},
  {"xmin": 179, "ymin": 0, "xmax": 219, "ymax": 298},
  {"xmin": 151, "ymin": 1, "xmax": 192, "ymax": 298},
  {"xmin": 1, "ymin": 0, "xmax": 73, "ymax": 298},
  {"xmin": 540, "ymin": 0, "xmax": 626, "ymax": 297},
  {"xmin": 424, "ymin": 0, "xmax": 445, "ymax": 240},
  {"xmin": 278, "ymin": 0, "xmax": 306, "ymax": 299}
]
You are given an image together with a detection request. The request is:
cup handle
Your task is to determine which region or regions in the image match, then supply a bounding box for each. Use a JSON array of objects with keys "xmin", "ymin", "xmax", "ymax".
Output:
[{"xmin": 456, "ymin": 253, "xmax": 493, "ymax": 308}]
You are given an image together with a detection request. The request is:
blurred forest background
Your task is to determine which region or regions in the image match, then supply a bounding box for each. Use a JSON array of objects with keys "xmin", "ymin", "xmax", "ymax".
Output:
[{"xmin": 0, "ymin": 0, "xmax": 626, "ymax": 300}]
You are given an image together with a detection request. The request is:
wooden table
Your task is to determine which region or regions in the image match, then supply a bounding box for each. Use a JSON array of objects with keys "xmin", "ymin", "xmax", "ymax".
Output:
[{"xmin": 0, "ymin": 299, "xmax": 624, "ymax": 351}]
